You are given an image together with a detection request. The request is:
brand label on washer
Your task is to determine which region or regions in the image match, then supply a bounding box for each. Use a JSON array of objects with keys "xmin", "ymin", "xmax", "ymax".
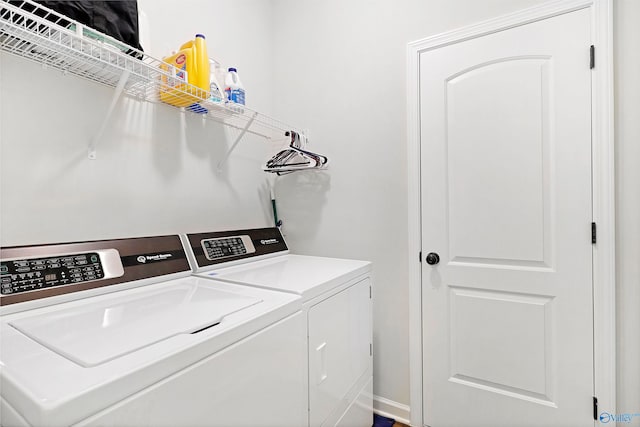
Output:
[
  {"xmin": 121, "ymin": 250, "xmax": 186, "ymax": 267},
  {"xmin": 259, "ymin": 238, "xmax": 279, "ymax": 245},
  {"xmin": 138, "ymin": 253, "xmax": 173, "ymax": 263}
]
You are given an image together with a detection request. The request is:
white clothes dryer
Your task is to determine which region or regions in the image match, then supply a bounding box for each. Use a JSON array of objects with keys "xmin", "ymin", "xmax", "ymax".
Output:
[
  {"xmin": 0, "ymin": 235, "xmax": 307, "ymax": 427},
  {"xmin": 183, "ymin": 228, "xmax": 373, "ymax": 427}
]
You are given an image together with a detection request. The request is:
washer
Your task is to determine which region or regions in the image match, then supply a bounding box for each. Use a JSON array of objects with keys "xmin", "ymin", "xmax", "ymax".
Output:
[
  {"xmin": 0, "ymin": 235, "xmax": 307, "ymax": 427},
  {"xmin": 184, "ymin": 228, "xmax": 373, "ymax": 427}
]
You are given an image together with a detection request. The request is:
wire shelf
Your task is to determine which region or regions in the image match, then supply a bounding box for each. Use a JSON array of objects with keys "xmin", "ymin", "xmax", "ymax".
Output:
[{"xmin": 0, "ymin": 0, "xmax": 302, "ymax": 141}]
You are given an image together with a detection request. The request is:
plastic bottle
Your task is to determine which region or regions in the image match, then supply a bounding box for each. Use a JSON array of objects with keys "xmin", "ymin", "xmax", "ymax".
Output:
[
  {"xmin": 225, "ymin": 67, "xmax": 245, "ymax": 105},
  {"xmin": 160, "ymin": 34, "xmax": 210, "ymax": 107},
  {"xmin": 208, "ymin": 60, "xmax": 224, "ymax": 104},
  {"xmin": 188, "ymin": 59, "xmax": 224, "ymax": 113},
  {"xmin": 192, "ymin": 34, "xmax": 210, "ymax": 93}
]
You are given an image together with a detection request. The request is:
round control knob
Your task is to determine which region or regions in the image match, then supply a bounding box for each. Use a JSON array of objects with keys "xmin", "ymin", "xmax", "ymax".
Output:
[{"xmin": 425, "ymin": 252, "xmax": 440, "ymax": 265}]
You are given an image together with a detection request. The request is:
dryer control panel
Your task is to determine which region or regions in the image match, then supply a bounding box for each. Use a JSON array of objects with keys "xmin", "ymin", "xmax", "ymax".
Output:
[
  {"xmin": 201, "ymin": 236, "xmax": 256, "ymax": 261},
  {"xmin": 187, "ymin": 227, "xmax": 288, "ymax": 269},
  {"xmin": 1, "ymin": 251, "xmax": 116, "ymax": 296}
]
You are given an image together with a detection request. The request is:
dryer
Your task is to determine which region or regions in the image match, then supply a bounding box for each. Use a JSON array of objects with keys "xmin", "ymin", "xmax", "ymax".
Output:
[
  {"xmin": 0, "ymin": 235, "xmax": 307, "ymax": 427},
  {"xmin": 183, "ymin": 228, "xmax": 373, "ymax": 427}
]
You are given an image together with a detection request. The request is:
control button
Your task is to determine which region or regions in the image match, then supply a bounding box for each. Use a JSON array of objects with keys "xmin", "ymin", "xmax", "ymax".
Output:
[
  {"xmin": 72, "ymin": 278, "xmax": 83, "ymax": 283},
  {"xmin": 74, "ymin": 256, "xmax": 87, "ymax": 261},
  {"xmin": 32, "ymin": 265, "xmax": 46, "ymax": 270},
  {"xmin": 76, "ymin": 261, "xmax": 88, "ymax": 265},
  {"xmin": 0, "ymin": 265, "xmax": 8, "ymax": 274},
  {"xmin": 83, "ymin": 267, "xmax": 94, "ymax": 272},
  {"xmin": 1, "ymin": 277, "xmax": 10, "ymax": 284},
  {"xmin": 2, "ymin": 288, "xmax": 12, "ymax": 294},
  {"xmin": 15, "ymin": 261, "xmax": 29, "ymax": 267},
  {"xmin": 90, "ymin": 255, "xmax": 98, "ymax": 263},
  {"xmin": 61, "ymin": 257, "xmax": 74, "ymax": 263},
  {"xmin": 47, "ymin": 258, "xmax": 59, "ymax": 263},
  {"xmin": 16, "ymin": 267, "xmax": 31, "ymax": 273},
  {"xmin": 49, "ymin": 263, "xmax": 61, "ymax": 268},
  {"xmin": 31, "ymin": 260, "xmax": 45, "ymax": 266}
]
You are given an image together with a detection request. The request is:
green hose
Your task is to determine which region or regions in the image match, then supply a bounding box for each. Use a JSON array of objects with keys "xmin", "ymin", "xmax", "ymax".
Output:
[{"xmin": 271, "ymin": 198, "xmax": 281, "ymax": 227}]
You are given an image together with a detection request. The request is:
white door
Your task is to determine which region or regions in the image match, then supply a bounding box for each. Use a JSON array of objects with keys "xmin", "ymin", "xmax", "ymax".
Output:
[{"xmin": 420, "ymin": 8, "xmax": 593, "ymax": 427}]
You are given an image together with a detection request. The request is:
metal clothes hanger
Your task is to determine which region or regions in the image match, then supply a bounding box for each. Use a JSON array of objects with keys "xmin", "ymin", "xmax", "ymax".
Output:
[{"xmin": 263, "ymin": 131, "xmax": 328, "ymax": 175}]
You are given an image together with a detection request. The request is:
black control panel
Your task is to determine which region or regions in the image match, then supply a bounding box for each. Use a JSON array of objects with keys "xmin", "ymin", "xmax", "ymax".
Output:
[
  {"xmin": 203, "ymin": 237, "xmax": 248, "ymax": 260},
  {"xmin": 188, "ymin": 228, "xmax": 288, "ymax": 268},
  {"xmin": 0, "ymin": 252, "xmax": 104, "ymax": 295}
]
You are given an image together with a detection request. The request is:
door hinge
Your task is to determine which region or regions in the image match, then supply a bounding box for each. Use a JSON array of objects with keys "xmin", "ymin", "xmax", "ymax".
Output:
[
  {"xmin": 593, "ymin": 396, "xmax": 598, "ymax": 420},
  {"xmin": 590, "ymin": 45, "xmax": 595, "ymax": 69},
  {"xmin": 419, "ymin": 251, "xmax": 422, "ymax": 262},
  {"xmin": 592, "ymin": 222, "xmax": 597, "ymax": 244},
  {"xmin": 369, "ymin": 286, "xmax": 372, "ymax": 299},
  {"xmin": 370, "ymin": 343, "xmax": 373, "ymax": 356}
]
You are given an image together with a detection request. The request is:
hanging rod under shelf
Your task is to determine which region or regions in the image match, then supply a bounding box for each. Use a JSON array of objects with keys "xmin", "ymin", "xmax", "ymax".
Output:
[{"xmin": 0, "ymin": 0, "xmax": 305, "ymax": 156}]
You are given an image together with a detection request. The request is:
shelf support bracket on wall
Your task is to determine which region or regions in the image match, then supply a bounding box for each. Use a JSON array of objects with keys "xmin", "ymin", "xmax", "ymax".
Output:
[
  {"xmin": 216, "ymin": 111, "xmax": 259, "ymax": 170},
  {"xmin": 88, "ymin": 70, "xmax": 131, "ymax": 159}
]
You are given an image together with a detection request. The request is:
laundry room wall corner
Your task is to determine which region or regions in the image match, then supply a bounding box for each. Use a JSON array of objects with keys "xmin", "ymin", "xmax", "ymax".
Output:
[{"xmin": 270, "ymin": 0, "xmax": 548, "ymax": 421}]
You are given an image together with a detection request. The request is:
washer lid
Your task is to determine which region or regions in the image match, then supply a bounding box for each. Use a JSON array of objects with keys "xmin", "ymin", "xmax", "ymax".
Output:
[{"xmin": 9, "ymin": 283, "xmax": 261, "ymax": 367}]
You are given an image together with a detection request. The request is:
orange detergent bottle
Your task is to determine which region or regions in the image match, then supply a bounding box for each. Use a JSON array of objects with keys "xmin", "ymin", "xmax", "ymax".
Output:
[{"xmin": 160, "ymin": 34, "xmax": 210, "ymax": 107}]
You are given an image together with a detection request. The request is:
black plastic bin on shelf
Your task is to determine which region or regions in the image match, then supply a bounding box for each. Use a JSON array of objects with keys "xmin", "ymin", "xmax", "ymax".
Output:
[{"xmin": 6, "ymin": 0, "xmax": 143, "ymax": 57}]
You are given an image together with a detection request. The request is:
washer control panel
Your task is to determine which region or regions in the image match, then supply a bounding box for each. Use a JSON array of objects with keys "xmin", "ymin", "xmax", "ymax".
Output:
[
  {"xmin": 201, "ymin": 235, "xmax": 256, "ymax": 261},
  {"xmin": 0, "ymin": 249, "xmax": 123, "ymax": 296}
]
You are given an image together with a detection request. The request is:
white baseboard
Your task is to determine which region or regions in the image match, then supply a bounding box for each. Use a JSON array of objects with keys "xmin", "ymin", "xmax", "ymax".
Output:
[{"xmin": 373, "ymin": 395, "xmax": 411, "ymax": 425}]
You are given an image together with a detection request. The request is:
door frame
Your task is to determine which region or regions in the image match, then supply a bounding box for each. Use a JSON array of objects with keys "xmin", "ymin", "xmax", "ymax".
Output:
[{"xmin": 406, "ymin": 1, "xmax": 615, "ymax": 426}]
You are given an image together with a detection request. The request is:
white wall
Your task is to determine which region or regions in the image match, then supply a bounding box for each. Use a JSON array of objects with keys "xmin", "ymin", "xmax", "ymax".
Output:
[
  {"xmin": 614, "ymin": 0, "xmax": 640, "ymax": 416},
  {"xmin": 0, "ymin": 0, "xmax": 276, "ymax": 245},
  {"xmin": 272, "ymin": 0, "xmax": 640, "ymax": 421}
]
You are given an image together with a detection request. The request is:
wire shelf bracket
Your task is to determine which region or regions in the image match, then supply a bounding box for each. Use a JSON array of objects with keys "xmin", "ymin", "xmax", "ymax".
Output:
[
  {"xmin": 217, "ymin": 111, "xmax": 258, "ymax": 171},
  {"xmin": 88, "ymin": 69, "xmax": 130, "ymax": 159}
]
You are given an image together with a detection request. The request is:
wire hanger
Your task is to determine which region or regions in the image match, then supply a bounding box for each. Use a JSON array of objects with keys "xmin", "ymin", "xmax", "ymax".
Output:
[{"xmin": 263, "ymin": 131, "xmax": 328, "ymax": 175}]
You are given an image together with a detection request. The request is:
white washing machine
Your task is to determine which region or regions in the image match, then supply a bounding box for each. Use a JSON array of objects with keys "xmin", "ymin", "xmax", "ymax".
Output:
[
  {"xmin": 0, "ymin": 235, "xmax": 307, "ymax": 427},
  {"xmin": 183, "ymin": 228, "xmax": 373, "ymax": 427}
]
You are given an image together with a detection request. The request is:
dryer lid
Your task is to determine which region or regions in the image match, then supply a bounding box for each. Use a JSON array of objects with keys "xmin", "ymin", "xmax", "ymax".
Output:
[
  {"xmin": 9, "ymin": 283, "xmax": 261, "ymax": 367},
  {"xmin": 205, "ymin": 254, "xmax": 371, "ymax": 301}
]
